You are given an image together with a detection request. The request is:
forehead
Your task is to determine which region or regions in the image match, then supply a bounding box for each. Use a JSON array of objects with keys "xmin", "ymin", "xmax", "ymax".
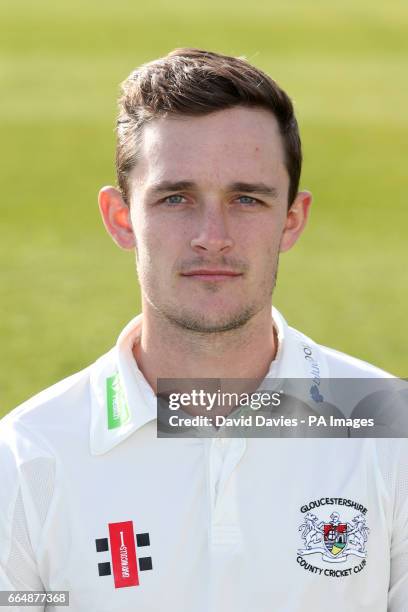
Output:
[{"xmin": 132, "ymin": 106, "xmax": 287, "ymax": 187}]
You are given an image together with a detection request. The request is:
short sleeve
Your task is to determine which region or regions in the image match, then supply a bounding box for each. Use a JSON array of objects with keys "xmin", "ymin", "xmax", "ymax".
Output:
[
  {"xmin": 376, "ymin": 438, "xmax": 408, "ymax": 611},
  {"xmin": 0, "ymin": 425, "xmax": 45, "ymax": 611}
]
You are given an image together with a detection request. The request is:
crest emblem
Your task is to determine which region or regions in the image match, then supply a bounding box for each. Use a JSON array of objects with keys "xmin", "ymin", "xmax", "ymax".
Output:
[
  {"xmin": 323, "ymin": 513, "xmax": 347, "ymax": 557},
  {"xmin": 298, "ymin": 511, "xmax": 369, "ymax": 563}
]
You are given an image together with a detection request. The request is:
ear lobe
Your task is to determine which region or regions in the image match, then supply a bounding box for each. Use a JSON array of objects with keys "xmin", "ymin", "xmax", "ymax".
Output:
[
  {"xmin": 279, "ymin": 190, "xmax": 312, "ymax": 253},
  {"xmin": 98, "ymin": 186, "xmax": 136, "ymax": 250}
]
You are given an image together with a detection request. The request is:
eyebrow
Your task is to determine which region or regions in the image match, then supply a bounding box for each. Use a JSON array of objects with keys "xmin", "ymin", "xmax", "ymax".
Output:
[
  {"xmin": 227, "ymin": 182, "xmax": 278, "ymax": 198},
  {"xmin": 147, "ymin": 181, "xmax": 196, "ymax": 195},
  {"xmin": 147, "ymin": 180, "xmax": 278, "ymax": 199}
]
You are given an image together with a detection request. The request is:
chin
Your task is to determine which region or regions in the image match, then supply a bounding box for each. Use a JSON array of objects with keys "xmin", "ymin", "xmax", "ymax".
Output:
[{"xmin": 165, "ymin": 306, "xmax": 255, "ymax": 334}]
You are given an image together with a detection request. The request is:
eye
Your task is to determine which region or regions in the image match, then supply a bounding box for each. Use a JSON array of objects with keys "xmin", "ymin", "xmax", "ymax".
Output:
[
  {"xmin": 163, "ymin": 194, "xmax": 187, "ymax": 206},
  {"xmin": 235, "ymin": 195, "xmax": 261, "ymax": 206}
]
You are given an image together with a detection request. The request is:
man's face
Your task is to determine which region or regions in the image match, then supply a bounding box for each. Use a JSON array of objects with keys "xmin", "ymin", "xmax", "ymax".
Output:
[{"xmin": 126, "ymin": 106, "xmax": 302, "ymax": 333}]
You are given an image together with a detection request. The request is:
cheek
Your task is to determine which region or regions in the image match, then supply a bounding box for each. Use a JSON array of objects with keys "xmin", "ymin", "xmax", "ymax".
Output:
[
  {"xmin": 141, "ymin": 215, "xmax": 191, "ymax": 254},
  {"xmin": 244, "ymin": 224, "xmax": 283, "ymax": 258},
  {"xmin": 137, "ymin": 230, "xmax": 182, "ymax": 273},
  {"xmin": 131, "ymin": 213, "xmax": 159, "ymax": 257}
]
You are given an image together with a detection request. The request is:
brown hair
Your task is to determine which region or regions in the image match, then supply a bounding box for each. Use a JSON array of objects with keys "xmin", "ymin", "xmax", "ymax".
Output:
[{"xmin": 116, "ymin": 48, "xmax": 302, "ymax": 206}]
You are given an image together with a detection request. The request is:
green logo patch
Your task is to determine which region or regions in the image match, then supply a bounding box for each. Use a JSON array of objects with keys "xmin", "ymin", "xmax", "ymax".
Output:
[{"xmin": 106, "ymin": 373, "xmax": 130, "ymax": 430}]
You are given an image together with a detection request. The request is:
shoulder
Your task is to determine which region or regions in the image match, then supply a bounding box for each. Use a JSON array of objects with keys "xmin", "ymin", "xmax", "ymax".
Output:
[
  {"xmin": 273, "ymin": 308, "xmax": 395, "ymax": 380},
  {"xmin": 1, "ymin": 367, "xmax": 90, "ymax": 448},
  {"xmin": 0, "ymin": 351, "xmax": 116, "ymax": 562},
  {"xmin": 317, "ymin": 343, "xmax": 394, "ymax": 379},
  {"xmin": 0, "ymin": 348, "xmax": 114, "ymax": 463},
  {"xmin": 286, "ymin": 319, "xmax": 394, "ymax": 379},
  {"xmin": 0, "ymin": 360, "xmax": 102, "ymax": 576}
]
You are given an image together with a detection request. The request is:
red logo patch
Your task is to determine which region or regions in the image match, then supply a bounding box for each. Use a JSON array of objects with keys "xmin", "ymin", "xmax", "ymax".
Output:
[{"xmin": 108, "ymin": 521, "xmax": 139, "ymax": 588}]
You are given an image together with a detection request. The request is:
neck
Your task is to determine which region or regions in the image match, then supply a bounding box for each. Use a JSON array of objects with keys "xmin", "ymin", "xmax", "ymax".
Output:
[{"xmin": 132, "ymin": 302, "xmax": 277, "ymax": 394}]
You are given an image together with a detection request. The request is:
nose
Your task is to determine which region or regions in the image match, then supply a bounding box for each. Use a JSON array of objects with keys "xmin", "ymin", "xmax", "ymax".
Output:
[{"xmin": 190, "ymin": 206, "xmax": 234, "ymax": 254}]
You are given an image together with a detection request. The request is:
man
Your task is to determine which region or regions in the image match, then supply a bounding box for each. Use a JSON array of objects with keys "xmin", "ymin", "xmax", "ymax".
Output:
[{"xmin": 0, "ymin": 48, "xmax": 407, "ymax": 611}]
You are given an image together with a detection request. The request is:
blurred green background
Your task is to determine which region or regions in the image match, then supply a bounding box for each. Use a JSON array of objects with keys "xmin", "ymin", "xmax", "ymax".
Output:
[{"xmin": 1, "ymin": 0, "xmax": 407, "ymax": 417}]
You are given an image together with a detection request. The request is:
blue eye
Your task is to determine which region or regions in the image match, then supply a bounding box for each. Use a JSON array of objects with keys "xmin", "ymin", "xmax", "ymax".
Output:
[
  {"xmin": 165, "ymin": 195, "xmax": 186, "ymax": 205},
  {"xmin": 237, "ymin": 196, "xmax": 258, "ymax": 205}
]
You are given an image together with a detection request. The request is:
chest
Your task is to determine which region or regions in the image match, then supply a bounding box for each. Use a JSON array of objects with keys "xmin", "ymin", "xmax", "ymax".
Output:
[{"xmin": 38, "ymin": 437, "xmax": 390, "ymax": 612}]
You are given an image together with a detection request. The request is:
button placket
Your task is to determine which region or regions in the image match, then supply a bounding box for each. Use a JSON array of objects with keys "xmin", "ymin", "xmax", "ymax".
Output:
[{"xmin": 208, "ymin": 437, "xmax": 246, "ymax": 548}]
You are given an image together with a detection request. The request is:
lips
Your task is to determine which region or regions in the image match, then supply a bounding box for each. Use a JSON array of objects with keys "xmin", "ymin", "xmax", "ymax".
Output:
[{"xmin": 181, "ymin": 269, "xmax": 242, "ymax": 281}]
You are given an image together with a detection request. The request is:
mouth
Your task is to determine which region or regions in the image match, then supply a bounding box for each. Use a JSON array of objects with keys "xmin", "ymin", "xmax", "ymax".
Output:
[{"xmin": 181, "ymin": 269, "xmax": 243, "ymax": 281}]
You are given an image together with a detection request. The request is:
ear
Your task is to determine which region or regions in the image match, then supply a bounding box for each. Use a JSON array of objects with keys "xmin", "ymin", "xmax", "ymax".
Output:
[
  {"xmin": 98, "ymin": 186, "xmax": 136, "ymax": 250},
  {"xmin": 279, "ymin": 191, "xmax": 312, "ymax": 253}
]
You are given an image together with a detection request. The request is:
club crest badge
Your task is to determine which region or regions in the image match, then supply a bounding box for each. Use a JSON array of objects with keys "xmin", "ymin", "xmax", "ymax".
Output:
[
  {"xmin": 324, "ymin": 517, "xmax": 347, "ymax": 557},
  {"xmin": 297, "ymin": 498, "xmax": 369, "ymax": 577}
]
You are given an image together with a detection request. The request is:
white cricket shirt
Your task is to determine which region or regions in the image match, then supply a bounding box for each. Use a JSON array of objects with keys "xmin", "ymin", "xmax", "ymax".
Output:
[{"xmin": 0, "ymin": 307, "xmax": 407, "ymax": 612}]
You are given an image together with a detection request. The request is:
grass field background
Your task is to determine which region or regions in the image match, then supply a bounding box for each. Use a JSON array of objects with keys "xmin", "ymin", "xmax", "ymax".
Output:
[{"xmin": 1, "ymin": 0, "xmax": 407, "ymax": 417}]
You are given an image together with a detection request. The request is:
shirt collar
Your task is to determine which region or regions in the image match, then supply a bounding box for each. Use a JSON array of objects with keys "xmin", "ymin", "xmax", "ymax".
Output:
[
  {"xmin": 89, "ymin": 314, "xmax": 157, "ymax": 455},
  {"xmin": 89, "ymin": 307, "xmax": 307, "ymax": 455}
]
